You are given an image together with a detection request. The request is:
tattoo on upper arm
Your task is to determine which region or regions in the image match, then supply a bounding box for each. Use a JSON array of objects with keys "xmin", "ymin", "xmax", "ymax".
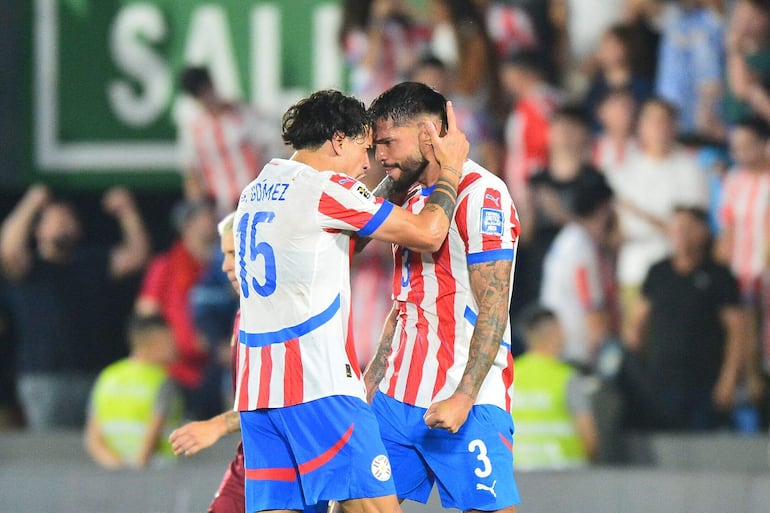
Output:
[
  {"xmin": 457, "ymin": 259, "xmax": 513, "ymax": 398},
  {"xmin": 425, "ymin": 176, "xmax": 458, "ymax": 220}
]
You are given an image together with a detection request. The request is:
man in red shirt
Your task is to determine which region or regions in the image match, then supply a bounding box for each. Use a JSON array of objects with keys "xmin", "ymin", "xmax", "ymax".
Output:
[{"xmin": 136, "ymin": 200, "xmax": 217, "ymax": 419}]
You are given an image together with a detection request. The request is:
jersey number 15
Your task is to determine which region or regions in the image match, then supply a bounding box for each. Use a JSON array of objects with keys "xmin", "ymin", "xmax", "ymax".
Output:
[{"xmin": 237, "ymin": 211, "xmax": 277, "ymax": 298}]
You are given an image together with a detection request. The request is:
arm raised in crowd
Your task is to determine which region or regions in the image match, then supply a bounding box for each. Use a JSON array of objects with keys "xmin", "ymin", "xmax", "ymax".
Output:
[
  {"xmin": 0, "ymin": 184, "xmax": 51, "ymax": 280},
  {"xmin": 103, "ymin": 187, "xmax": 151, "ymax": 280}
]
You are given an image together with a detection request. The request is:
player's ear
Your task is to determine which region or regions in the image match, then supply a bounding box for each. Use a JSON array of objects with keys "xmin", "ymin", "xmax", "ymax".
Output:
[{"xmin": 331, "ymin": 131, "xmax": 345, "ymax": 156}]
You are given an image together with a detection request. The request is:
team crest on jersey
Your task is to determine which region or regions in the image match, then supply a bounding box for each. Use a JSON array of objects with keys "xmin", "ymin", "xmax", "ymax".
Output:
[
  {"xmin": 371, "ymin": 454, "xmax": 392, "ymax": 481},
  {"xmin": 480, "ymin": 208, "xmax": 504, "ymax": 236}
]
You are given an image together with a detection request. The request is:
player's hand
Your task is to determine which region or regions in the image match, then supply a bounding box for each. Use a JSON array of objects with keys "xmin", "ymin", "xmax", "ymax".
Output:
[
  {"xmin": 423, "ymin": 391, "xmax": 474, "ymax": 434},
  {"xmin": 102, "ymin": 187, "xmax": 137, "ymax": 217},
  {"xmin": 422, "ymin": 101, "xmax": 469, "ymax": 173},
  {"xmin": 169, "ymin": 419, "xmax": 224, "ymax": 457}
]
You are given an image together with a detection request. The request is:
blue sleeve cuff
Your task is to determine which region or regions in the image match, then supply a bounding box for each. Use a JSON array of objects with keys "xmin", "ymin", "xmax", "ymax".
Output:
[
  {"xmin": 358, "ymin": 200, "xmax": 394, "ymax": 237},
  {"xmin": 467, "ymin": 248, "xmax": 514, "ymax": 265}
]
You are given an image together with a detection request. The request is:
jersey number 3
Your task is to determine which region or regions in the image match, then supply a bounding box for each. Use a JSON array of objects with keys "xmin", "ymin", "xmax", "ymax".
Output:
[{"xmin": 237, "ymin": 211, "xmax": 277, "ymax": 298}]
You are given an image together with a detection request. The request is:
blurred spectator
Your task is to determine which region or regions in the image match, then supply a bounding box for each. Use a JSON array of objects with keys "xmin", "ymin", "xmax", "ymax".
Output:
[
  {"xmin": 521, "ymin": 106, "xmax": 606, "ymax": 306},
  {"xmin": 0, "ymin": 185, "xmax": 150, "ymax": 430},
  {"xmin": 135, "ymin": 200, "xmax": 218, "ymax": 420},
  {"xmin": 725, "ymin": 0, "xmax": 770, "ymax": 125},
  {"xmin": 716, "ymin": 117, "xmax": 770, "ymax": 399},
  {"xmin": 655, "ymin": 0, "xmax": 725, "ymax": 137},
  {"xmin": 551, "ymin": 0, "xmax": 626, "ymax": 94},
  {"xmin": 339, "ymin": 0, "xmax": 428, "ymax": 105},
  {"xmin": 480, "ymin": 0, "xmax": 539, "ymax": 58},
  {"xmin": 511, "ymin": 306, "xmax": 599, "ymax": 470},
  {"xmin": 508, "ymin": 0, "xmax": 562, "ymax": 83},
  {"xmin": 622, "ymin": 0, "xmax": 664, "ymax": 81},
  {"xmin": 592, "ymin": 88, "xmax": 640, "ymax": 173},
  {"xmin": 177, "ymin": 66, "xmax": 281, "ymax": 217},
  {"xmin": 428, "ymin": 0, "xmax": 501, "ymax": 104},
  {"xmin": 624, "ymin": 207, "xmax": 743, "ymax": 430},
  {"xmin": 500, "ymin": 50, "xmax": 564, "ymax": 207},
  {"xmin": 410, "ymin": 55, "xmax": 502, "ymax": 171},
  {"xmin": 540, "ymin": 174, "xmax": 618, "ymax": 370},
  {"xmin": 84, "ymin": 314, "xmax": 182, "ymax": 470},
  {"xmin": 584, "ymin": 25, "xmax": 652, "ymax": 129},
  {"xmin": 609, "ymin": 98, "xmax": 709, "ymax": 332},
  {"xmin": 189, "ymin": 242, "xmax": 238, "ymax": 413}
]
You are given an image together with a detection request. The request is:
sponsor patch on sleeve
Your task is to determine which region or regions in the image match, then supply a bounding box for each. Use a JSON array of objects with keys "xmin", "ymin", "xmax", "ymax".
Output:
[{"xmin": 480, "ymin": 208, "xmax": 504, "ymax": 236}]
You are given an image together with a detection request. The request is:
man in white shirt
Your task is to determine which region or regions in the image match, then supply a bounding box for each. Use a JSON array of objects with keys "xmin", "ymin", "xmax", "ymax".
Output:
[{"xmin": 608, "ymin": 98, "xmax": 709, "ymax": 333}]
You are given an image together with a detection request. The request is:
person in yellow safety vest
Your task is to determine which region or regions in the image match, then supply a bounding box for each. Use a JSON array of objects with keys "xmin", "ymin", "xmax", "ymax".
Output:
[
  {"xmin": 84, "ymin": 313, "xmax": 182, "ymax": 469},
  {"xmin": 511, "ymin": 306, "xmax": 599, "ymax": 470}
]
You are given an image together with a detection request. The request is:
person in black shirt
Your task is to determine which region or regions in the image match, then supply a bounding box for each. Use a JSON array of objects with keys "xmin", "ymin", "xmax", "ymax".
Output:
[
  {"xmin": 0, "ymin": 185, "xmax": 150, "ymax": 430},
  {"xmin": 624, "ymin": 206, "xmax": 744, "ymax": 430}
]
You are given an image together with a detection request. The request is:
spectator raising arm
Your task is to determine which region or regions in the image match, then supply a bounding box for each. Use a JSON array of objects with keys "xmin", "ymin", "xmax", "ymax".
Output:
[
  {"xmin": 0, "ymin": 184, "xmax": 50, "ymax": 280},
  {"xmin": 102, "ymin": 187, "xmax": 151, "ymax": 280}
]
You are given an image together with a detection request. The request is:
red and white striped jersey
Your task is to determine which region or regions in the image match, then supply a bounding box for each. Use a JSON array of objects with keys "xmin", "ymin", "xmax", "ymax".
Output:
[
  {"xmin": 233, "ymin": 158, "xmax": 394, "ymax": 410},
  {"xmin": 380, "ymin": 160, "xmax": 520, "ymax": 411},
  {"xmin": 720, "ymin": 168, "xmax": 770, "ymax": 294},
  {"xmin": 502, "ymin": 85, "xmax": 562, "ymax": 195},
  {"xmin": 180, "ymin": 104, "xmax": 280, "ymax": 215}
]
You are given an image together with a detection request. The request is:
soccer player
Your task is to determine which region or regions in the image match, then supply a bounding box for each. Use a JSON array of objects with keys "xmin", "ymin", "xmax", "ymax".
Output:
[
  {"xmin": 168, "ymin": 212, "xmax": 244, "ymax": 513},
  {"xmin": 234, "ymin": 89, "xmax": 468, "ymax": 513},
  {"xmin": 364, "ymin": 82, "xmax": 521, "ymax": 512}
]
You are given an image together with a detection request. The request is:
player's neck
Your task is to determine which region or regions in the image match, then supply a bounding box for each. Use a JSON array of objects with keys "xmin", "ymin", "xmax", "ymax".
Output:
[
  {"xmin": 291, "ymin": 147, "xmax": 335, "ymax": 173},
  {"xmin": 421, "ymin": 161, "xmax": 447, "ymax": 188}
]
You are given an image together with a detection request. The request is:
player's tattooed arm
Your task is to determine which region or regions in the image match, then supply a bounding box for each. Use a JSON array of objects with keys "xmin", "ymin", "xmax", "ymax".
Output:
[
  {"xmin": 423, "ymin": 169, "xmax": 460, "ymax": 221},
  {"xmin": 424, "ymin": 258, "xmax": 512, "ymax": 433},
  {"xmin": 363, "ymin": 301, "xmax": 399, "ymax": 403},
  {"xmin": 458, "ymin": 258, "xmax": 513, "ymax": 399}
]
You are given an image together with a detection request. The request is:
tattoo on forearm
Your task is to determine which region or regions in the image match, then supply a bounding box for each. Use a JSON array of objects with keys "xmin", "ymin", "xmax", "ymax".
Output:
[
  {"xmin": 224, "ymin": 410, "xmax": 240, "ymax": 433},
  {"xmin": 425, "ymin": 176, "xmax": 458, "ymax": 220},
  {"xmin": 457, "ymin": 259, "xmax": 513, "ymax": 399},
  {"xmin": 364, "ymin": 305, "xmax": 398, "ymax": 391}
]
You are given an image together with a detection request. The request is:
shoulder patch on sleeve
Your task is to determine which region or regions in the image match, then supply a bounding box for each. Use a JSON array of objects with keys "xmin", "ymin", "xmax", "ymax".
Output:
[{"xmin": 480, "ymin": 208, "xmax": 504, "ymax": 236}]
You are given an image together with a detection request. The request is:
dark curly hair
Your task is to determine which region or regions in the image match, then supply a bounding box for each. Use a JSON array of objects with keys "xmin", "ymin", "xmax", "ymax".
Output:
[
  {"xmin": 281, "ymin": 90, "xmax": 370, "ymax": 150},
  {"xmin": 368, "ymin": 82, "xmax": 448, "ymax": 130}
]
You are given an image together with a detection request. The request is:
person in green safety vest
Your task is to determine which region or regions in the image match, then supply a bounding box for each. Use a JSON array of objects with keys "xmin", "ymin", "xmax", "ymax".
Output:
[
  {"xmin": 84, "ymin": 313, "xmax": 182, "ymax": 469},
  {"xmin": 511, "ymin": 306, "xmax": 599, "ymax": 470}
]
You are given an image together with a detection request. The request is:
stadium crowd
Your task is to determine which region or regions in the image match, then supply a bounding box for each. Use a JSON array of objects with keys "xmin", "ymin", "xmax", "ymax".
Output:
[{"xmin": 1, "ymin": 0, "xmax": 770, "ymax": 471}]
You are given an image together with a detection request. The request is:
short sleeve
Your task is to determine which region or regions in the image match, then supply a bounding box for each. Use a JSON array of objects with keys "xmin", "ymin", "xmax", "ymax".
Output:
[
  {"xmin": 565, "ymin": 373, "xmax": 592, "ymax": 415},
  {"xmin": 461, "ymin": 180, "xmax": 520, "ymax": 265},
  {"xmin": 317, "ymin": 173, "xmax": 394, "ymax": 236},
  {"xmin": 641, "ymin": 261, "xmax": 663, "ymax": 299},
  {"xmin": 153, "ymin": 379, "xmax": 179, "ymax": 417}
]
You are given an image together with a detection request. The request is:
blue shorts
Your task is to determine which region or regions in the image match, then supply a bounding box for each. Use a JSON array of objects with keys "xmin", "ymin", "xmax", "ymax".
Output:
[
  {"xmin": 240, "ymin": 395, "xmax": 396, "ymax": 512},
  {"xmin": 371, "ymin": 392, "xmax": 521, "ymax": 511}
]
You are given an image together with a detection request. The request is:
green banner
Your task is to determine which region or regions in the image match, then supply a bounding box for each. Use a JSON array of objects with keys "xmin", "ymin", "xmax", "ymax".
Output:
[{"xmin": 32, "ymin": 0, "xmax": 343, "ymax": 181}]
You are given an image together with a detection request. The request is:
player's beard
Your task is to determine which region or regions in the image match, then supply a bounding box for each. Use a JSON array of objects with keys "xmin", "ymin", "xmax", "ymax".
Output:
[{"xmin": 389, "ymin": 153, "xmax": 429, "ymax": 194}]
